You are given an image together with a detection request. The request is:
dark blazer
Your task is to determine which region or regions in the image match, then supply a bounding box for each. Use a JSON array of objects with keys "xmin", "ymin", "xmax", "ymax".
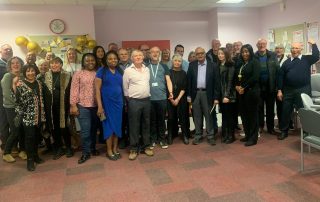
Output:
[{"xmin": 187, "ymin": 60, "xmax": 221, "ymax": 105}]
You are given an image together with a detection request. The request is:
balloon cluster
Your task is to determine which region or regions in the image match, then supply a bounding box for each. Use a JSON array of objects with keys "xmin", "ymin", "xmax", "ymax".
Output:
[
  {"xmin": 75, "ymin": 35, "xmax": 97, "ymax": 53},
  {"xmin": 15, "ymin": 36, "xmax": 41, "ymax": 53},
  {"xmin": 15, "ymin": 35, "xmax": 97, "ymax": 55}
]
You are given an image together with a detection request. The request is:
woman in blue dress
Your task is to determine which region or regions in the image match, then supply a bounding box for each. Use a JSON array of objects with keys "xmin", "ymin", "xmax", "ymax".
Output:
[{"xmin": 95, "ymin": 50, "xmax": 123, "ymax": 161}]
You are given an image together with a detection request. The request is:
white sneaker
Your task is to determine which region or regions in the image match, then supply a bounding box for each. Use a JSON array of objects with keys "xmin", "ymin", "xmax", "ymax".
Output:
[
  {"xmin": 239, "ymin": 132, "xmax": 245, "ymax": 137},
  {"xmin": 150, "ymin": 142, "xmax": 156, "ymax": 150}
]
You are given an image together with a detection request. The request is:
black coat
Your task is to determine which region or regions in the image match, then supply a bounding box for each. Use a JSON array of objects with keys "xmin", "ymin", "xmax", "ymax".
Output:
[
  {"xmin": 254, "ymin": 50, "xmax": 280, "ymax": 93},
  {"xmin": 187, "ymin": 60, "xmax": 221, "ymax": 105},
  {"xmin": 219, "ymin": 62, "xmax": 236, "ymax": 102}
]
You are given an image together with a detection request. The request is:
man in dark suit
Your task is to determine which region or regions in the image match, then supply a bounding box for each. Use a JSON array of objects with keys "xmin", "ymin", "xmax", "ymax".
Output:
[{"xmin": 187, "ymin": 47, "xmax": 220, "ymax": 145}]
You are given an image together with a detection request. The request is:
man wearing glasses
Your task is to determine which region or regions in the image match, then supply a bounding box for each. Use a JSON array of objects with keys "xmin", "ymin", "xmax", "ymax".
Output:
[{"xmin": 187, "ymin": 47, "xmax": 220, "ymax": 145}]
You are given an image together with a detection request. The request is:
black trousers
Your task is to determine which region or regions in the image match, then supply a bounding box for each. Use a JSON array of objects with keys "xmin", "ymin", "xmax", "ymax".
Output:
[
  {"xmin": 239, "ymin": 89, "xmax": 260, "ymax": 142},
  {"xmin": 0, "ymin": 104, "xmax": 9, "ymax": 150},
  {"xmin": 119, "ymin": 102, "xmax": 129, "ymax": 145},
  {"xmin": 4, "ymin": 108, "xmax": 24, "ymax": 154},
  {"xmin": 221, "ymin": 102, "xmax": 237, "ymax": 132},
  {"xmin": 128, "ymin": 98, "xmax": 151, "ymax": 151},
  {"xmin": 52, "ymin": 107, "xmax": 71, "ymax": 150},
  {"xmin": 167, "ymin": 99, "xmax": 190, "ymax": 139},
  {"xmin": 150, "ymin": 100, "xmax": 167, "ymax": 143},
  {"xmin": 280, "ymin": 85, "xmax": 311, "ymax": 133},
  {"xmin": 258, "ymin": 91, "xmax": 276, "ymax": 130},
  {"xmin": 24, "ymin": 125, "xmax": 40, "ymax": 159}
]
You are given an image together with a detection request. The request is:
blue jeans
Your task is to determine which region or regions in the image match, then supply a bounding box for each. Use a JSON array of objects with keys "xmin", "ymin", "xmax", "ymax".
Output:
[{"xmin": 78, "ymin": 105, "xmax": 98, "ymax": 155}]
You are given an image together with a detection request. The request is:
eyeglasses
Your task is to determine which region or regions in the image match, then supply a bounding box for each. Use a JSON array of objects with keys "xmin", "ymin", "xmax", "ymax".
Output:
[{"xmin": 196, "ymin": 52, "xmax": 205, "ymax": 56}]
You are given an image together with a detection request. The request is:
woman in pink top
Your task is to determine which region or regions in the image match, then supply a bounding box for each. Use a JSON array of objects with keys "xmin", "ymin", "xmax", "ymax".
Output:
[{"xmin": 70, "ymin": 53, "xmax": 99, "ymax": 164}]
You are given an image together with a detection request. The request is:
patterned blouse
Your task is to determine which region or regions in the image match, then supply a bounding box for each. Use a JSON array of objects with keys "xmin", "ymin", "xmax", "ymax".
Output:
[
  {"xmin": 15, "ymin": 79, "xmax": 46, "ymax": 126},
  {"xmin": 70, "ymin": 69, "xmax": 97, "ymax": 107}
]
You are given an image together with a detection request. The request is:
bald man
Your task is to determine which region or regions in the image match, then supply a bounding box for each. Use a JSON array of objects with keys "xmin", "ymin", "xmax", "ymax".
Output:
[
  {"xmin": 187, "ymin": 47, "xmax": 220, "ymax": 145},
  {"xmin": 277, "ymin": 39, "xmax": 319, "ymax": 140},
  {"xmin": 0, "ymin": 44, "xmax": 13, "ymax": 150}
]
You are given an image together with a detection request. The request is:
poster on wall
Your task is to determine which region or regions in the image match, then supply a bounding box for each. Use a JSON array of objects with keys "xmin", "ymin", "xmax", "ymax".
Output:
[{"xmin": 306, "ymin": 22, "xmax": 319, "ymax": 53}]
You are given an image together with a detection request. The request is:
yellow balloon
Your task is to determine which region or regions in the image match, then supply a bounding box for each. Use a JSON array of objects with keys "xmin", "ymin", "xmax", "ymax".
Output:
[
  {"xmin": 87, "ymin": 40, "xmax": 97, "ymax": 49},
  {"xmin": 15, "ymin": 36, "xmax": 29, "ymax": 47},
  {"xmin": 76, "ymin": 35, "xmax": 87, "ymax": 46},
  {"xmin": 27, "ymin": 41, "xmax": 39, "ymax": 51}
]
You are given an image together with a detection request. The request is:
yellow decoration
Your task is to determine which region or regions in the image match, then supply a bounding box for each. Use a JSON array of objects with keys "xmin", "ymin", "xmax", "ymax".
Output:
[
  {"xmin": 87, "ymin": 40, "xmax": 97, "ymax": 49},
  {"xmin": 76, "ymin": 35, "xmax": 87, "ymax": 46},
  {"xmin": 76, "ymin": 46, "xmax": 83, "ymax": 53},
  {"xmin": 15, "ymin": 36, "xmax": 29, "ymax": 47},
  {"xmin": 27, "ymin": 41, "xmax": 40, "ymax": 51}
]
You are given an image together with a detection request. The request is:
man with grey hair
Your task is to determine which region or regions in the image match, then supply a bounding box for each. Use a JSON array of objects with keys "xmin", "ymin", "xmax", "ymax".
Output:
[
  {"xmin": 123, "ymin": 49, "xmax": 154, "ymax": 160},
  {"xmin": 187, "ymin": 47, "xmax": 220, "ymax": 145},
  {"xmin": 147, "ymin": 46, "xmax": 173, "ymax": 149},
  {"xmin": 0, "ymin": 44, "xmax": 13, "ymax": 150},
  {"xmin": 255, "ymin": 38, "xmax": 280, "ymax": 135},
  {"xmin": 277, "ymin": 39, "xmax": 319, "ymax": 140},
  {"xmin": 206, "ymin": 39, "xmax": 221, "ymax": 64},
  {"xmin": 107, "ymin": 42, "xmax": 119, "ymax": 52}
]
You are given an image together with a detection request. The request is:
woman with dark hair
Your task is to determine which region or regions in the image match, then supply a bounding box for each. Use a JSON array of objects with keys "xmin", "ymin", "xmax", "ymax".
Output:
[
  {"xmin": 218, "ymin": 47, "xmax": 237, "ymax": 144},
  {"xmin": 235, "ymin": 44, "xmax": 260, "ymax": 146},
  {"xmin": 70, "ymin": 53, "xmax": 99, "ymax": 164},
  {"xmin": 1, "ymin": 56, "xmax": 26, "ymax": 163},
  {"xmin": 14, "ymin": 64, "xmax": 45, "ymax": 171},
  {"xmin": 95, "ymin": 50, "xmax": 123, "ymax": 160},
  {"xmin": 43, "ymin": 57, "xmax": 73, "ymax": 159},
  {"xmin": 93, "ymin": 46, "xmax": 106, "ymax": 68}
]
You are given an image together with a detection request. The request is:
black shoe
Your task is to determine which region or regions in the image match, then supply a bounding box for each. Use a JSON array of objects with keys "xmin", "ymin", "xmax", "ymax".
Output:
[
  {"xmin": 278, "ymin": 132, "xmax": 288, "ymax": 140},
  {"xmin": 34, "ymin": 156, "xmax": 44, "ymax": 164},
  {"xmin": 240, "ymin": 137, "xmax": 248, "ymax": 142},
  {"xmin": 114, "ymin": 152, "xmax": 121, "ymax": 159},
  {"xmin": 78, "ymin": 154, "xmax": 90, "ymax": 164},
  {"xmin": 208, "ymin": 138, "xmax": 216, "ymax": 146},
  {"xmin": 225, "ymin": 136, "xmax": 235, "ymax": 144},
  {"xmin": 192, "ymin": 137, "xmax": 202, "ymax": 145},
  {"xmin": 182, "ymin": 136, "xmax": 189, "ymax": 145},
  {"xmin": 267, "ymin": 129, "xmax": 276, "ymax": 135},
  {"xmin": 106, "ymin": 153, "xmax": 118, "ymax": 161},
  {"xmin": 27, "ymin": 159, "xmax": 35, "ymax": 171},
  {"xmin": 66, "ymin": 148, "xmax": 74, "ymax": 158},
  {"xmin": 91, "ymin": 149, "xmax": 100, "ymax": 156},
  {"xmin": 245, "ymin": 140, "xmax": 257, "ymax": 147},
  {"xmin": 167, "ymin": 135, "xmax": 173, "ymax": 145},
  {"xmin": 53, "ymin": 148, "xmax": 65, "ymax": 160}
]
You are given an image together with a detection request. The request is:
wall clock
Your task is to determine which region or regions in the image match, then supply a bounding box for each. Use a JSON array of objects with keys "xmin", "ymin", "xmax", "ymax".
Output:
[{"xmin": 49, "ymin": 19, "xmax": 65, "ymax": 34}]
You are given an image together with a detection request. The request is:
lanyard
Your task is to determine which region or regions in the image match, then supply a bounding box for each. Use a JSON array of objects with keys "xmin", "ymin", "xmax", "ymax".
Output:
[
  {"xmin": 239, "ymin": 63, "xmax": 248, "ymax": 76},
  {"xmin": 150, "ymin": 63, "xmax": 159, "ymax": 80}
]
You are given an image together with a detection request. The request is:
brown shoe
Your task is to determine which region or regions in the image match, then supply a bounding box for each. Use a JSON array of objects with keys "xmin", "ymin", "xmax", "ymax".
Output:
[
  {"xmin": 128, "ymin": 150, "xmax": 138, "ymax": 160},
  {"xmin": 144, "ymin": 148, "xmax": 154, "ymax": 156}
]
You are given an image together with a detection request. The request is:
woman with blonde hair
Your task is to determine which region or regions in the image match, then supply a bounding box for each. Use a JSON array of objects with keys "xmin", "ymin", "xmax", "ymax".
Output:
[{"xmin": 63, "ymin": 47, "xmax": 81, "ymax": 76}]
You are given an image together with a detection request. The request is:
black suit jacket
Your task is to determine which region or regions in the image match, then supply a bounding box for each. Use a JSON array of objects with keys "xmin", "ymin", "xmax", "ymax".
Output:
[{"xmin": 187, "ymin": 60, "xmax": 221, "ymax": 105}]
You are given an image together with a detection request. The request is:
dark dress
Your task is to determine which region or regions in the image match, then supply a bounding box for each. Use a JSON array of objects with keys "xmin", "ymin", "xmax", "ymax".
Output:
[
  {"xmin": 167, "ymin": 69, "xmax": 189, "ymax": 140},
  {"xmin": 96, "ymin": 67, "xmax": 123, "ymax": 139}
]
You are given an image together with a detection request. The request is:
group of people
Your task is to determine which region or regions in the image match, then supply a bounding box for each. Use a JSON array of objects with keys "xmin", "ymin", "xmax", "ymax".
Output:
[{"xmin": 0, "ymin": 37, "xmax": 318, "ymax": 171}]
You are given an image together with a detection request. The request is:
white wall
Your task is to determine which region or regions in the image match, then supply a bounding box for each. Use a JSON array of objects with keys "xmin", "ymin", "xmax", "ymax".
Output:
[
  {"xmin": 217, "ymin": 7, "xmax": 262, "ymax": 49},
  {"xmin": 94, "ymin": 10, "xmax": 211, "ymax": 59},
  {"xmin": 0, "ymin": 5, "xmax": 95, "ymax": 58}
]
